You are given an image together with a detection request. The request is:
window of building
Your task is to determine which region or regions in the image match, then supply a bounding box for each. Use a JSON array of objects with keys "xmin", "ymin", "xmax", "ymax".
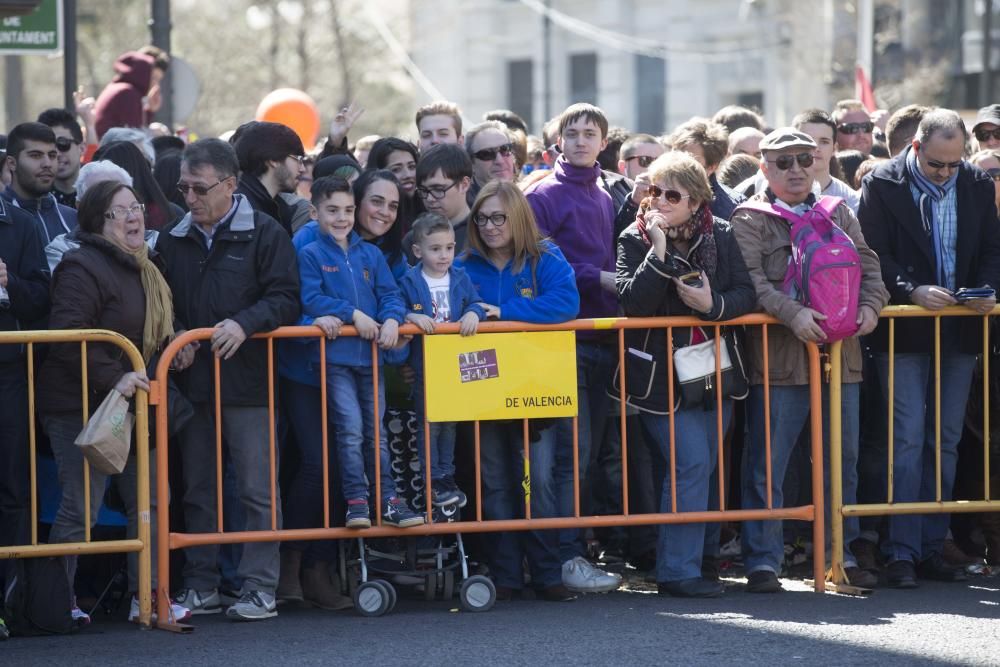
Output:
[
  {"xmin": 569, "ymin": 52, "xmax": 597, "ymax": 104},
  {"xmin": 634, "ymin": 54, "xmax": 665, "ymax": 134},
  {"xmin": 507, "ymin": 59, "xmax": 534, "ymax": 132}
]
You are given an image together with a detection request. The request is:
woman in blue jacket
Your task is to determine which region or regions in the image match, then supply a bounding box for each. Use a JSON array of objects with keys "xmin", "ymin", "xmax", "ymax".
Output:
[{"xmin": 455, "ymin": 180, "xmax": 580, "ymax": 601}]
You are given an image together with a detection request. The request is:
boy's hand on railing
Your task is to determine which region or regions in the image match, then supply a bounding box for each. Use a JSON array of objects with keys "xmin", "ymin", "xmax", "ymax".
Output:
[
  {"xmin": 855, "ymin": 305, "xmax": 879, "ymax": 336},
  {"xmin": 406, "ymin": 312, "xmax": 436, "ymax": 334},
  {"xmin": 482, "ymin": 304, "xmax": 501, "ymax": 320},
  {"xmin": 314, "ymin": 315, "xmax": 343, "ymax": 339},
  {"xmin": 211, "ymin": 319, "xmax": 247, "ymax": 360},
  {"xmin": 378, "ymin": 318, "xmax": 400, "ymax": 349},
  {"xmin": 115, "ymin": 371, "xmax": 150, "ymax": 398},
  {"xmin": 458, "ymin": 311, "xmax": 480, "ymax": 336},
  {"xmin": 353, "ymin": 310, "xmax": 379, "ymax": 340},
  {"xmin": 910, "ymin": 285, "xmax": 957, "ymax": 310}
]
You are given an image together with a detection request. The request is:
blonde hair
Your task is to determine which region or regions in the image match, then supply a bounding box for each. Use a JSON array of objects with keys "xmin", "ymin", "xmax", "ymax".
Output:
[
  {"xmin": 648, "ymin": 152, "xmax": 713, "ymax": 206},
  {"xmin": 466, "ymin": 180, "xmax": 544, "ymax": 273}
]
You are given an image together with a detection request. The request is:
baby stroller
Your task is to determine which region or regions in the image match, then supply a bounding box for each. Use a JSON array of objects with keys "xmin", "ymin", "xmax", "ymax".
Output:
[{"xmin": 338, "ymin": 408, "xmax": 496, "ymax": 615}]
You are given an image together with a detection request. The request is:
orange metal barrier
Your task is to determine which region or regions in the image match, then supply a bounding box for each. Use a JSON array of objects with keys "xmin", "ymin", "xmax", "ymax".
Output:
[
  {"xmin": 152, "ymin": 315, "xmax": 827, "ymax": 630},
  {"xmin": 0, "ymin": 329, "xmax": 152, "ymax": 628},
  {"xmin": 828, "ymin": 305, "xmax": 1000, "ymax": 593}
]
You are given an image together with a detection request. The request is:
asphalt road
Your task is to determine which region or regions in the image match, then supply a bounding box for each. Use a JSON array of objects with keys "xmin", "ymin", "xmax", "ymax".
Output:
[{"xmin": 4, "ymin": 574, "xmax": 999, "ymax": 666}]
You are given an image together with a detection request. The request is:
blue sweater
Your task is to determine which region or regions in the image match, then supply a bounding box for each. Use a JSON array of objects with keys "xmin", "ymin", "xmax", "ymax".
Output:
[
  {"xmin": 298, "ymin": 230, "xmax": 406, "ymax": 368},
  {"xmin": 397, "ymin": 263, "xmax": 486, "ymax": 373},
  {"xmin": 455, "ymin": 241, "xmax": 580, "ymax": 324}
]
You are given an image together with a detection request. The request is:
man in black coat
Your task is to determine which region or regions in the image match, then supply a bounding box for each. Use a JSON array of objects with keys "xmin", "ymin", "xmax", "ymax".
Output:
[
  {"xmin": 156, "ymin": 138, "xmax": 299, "ymax": 621},
  {"xmin": 232, "ymin": 121, "xmax": 307, "ymax": 237},
  {"xmin": 0, "ymin": 197, "xmax": 50, "ymax": 575},
  {"xmin": 859, "ymin": 108, "xmax": 1000, "ymax": 588}
]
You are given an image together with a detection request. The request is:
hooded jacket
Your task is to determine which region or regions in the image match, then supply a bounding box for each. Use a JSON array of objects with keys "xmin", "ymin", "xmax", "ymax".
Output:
[
  {"xmin": 0, "ymin": 198, "xmax": 50, "ymax": 363},
  {"xmin": 94, "ymin": 51, "xmax": 155, "ymax": 140},
  {"xmin": 155, "ymin": 195, "xmax": 300, "ymax": 405},
  {"xmin": 1, "ymin": 186, "xmax": 78, "ymax": 246}
]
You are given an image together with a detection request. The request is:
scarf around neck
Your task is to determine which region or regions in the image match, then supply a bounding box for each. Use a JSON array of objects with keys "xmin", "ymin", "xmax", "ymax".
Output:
[
  {"xmin": 905, "ymin": 146, "xmax": 959, "ymax": 286},
  {"xmin": 107, "ymin": 236, "xmax": 175, "ymax": 363}
]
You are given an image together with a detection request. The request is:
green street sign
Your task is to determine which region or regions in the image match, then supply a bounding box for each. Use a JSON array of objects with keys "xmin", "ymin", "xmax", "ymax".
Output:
[{"xmin": 0, "ymin": 0, "xmax": 62, "ymax": 55}]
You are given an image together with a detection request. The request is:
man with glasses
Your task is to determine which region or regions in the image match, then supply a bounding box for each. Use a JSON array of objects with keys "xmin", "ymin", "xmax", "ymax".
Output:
[
  {"xmin": 733, "ymin": 128, "xmax": 887, "ymax": 593},
  {"xmin": 1, "ymin": 122, "xmax": 78, "ymax": 245},
  {"xmin": 156, "ymin": 138, "xmax": 300, "ymax": 621},
  {"xmin": 37, "ymin": 108, "xmax": 85, "ymax": 208},
  {"xmin": 832, "ymin": 99, "xmax": 875, "ymax": 157},
  {"xmin": 464, "ymin": 120, "xmax": 517, "ymax": 206},
  {"xmin": 972, "ymin": 104, "xmax": 1000, "ymax": 151},
  {"xmin": 233, "ymin": 121, "xmax": 308, "ymax": 237},
  {"xmin": 859, "ymin": 108, "xmax": 1000, "ymax": 588},
  {"xmin": 410, "ymin": 143, "xmax": 472, "ymax": 257},
  {"xmin": 794, "ymin": 109, "xmax": 862, "ymax": 214}
]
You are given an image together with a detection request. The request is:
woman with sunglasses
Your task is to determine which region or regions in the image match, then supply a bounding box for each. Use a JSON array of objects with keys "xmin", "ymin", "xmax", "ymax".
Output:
[
  {"xmin": 970, "ymin": 150, "xmax": 1000, "ymax": 215},
  {"xmin": 455, "ymin": 181, "xmax": 580, "ymax": 601},
  {"xmin": 37, "ymin": 180, "xmax": 192, "ymax": 625},
  {"xmin": 616, "ymin": 151, "xmax": 755, "ymax": 598}
]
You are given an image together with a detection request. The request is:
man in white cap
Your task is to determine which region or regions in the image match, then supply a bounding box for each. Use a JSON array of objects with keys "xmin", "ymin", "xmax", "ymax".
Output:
[
  {"xmin": 972, "ymin": 104, "xmax": 1000, "ymax": 151},
  {"xmin": 731, "ymin": 127, "xmax": 888, "ymax": 594}
]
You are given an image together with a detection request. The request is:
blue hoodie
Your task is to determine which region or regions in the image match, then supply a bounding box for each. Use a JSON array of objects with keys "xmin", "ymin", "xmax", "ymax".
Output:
[
  {"xmin": 1, "ymin": 186, "xmax": 77, "ymax": 246},
  {"xmin": 455, "ymin": 240, "xmax": 580, "ymax": 324},
  {"xmin": 397, "ymin": 263, "xmax": 486, "ymax": 373},
  {"xmin": 524, "ymin": 157, "xmax": 616, "ymax": 322},
  {"xmin": 298, "ymin": 230, "xmax": 406, "ymax": 368},
  {"xmin": 295, "ymin": 220, "xmax": 408, "ymax": 279}
]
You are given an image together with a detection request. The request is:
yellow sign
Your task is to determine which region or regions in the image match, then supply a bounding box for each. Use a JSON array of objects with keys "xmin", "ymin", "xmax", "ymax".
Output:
[{"xmin": 423, "ymin": 331, "xmax": 578, "ymax": 422}]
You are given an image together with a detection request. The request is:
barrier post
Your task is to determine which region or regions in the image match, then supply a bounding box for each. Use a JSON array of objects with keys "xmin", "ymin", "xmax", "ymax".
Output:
[{"xmin": 807, "ymin": 343, "xmax": 826, "ymax": 593}]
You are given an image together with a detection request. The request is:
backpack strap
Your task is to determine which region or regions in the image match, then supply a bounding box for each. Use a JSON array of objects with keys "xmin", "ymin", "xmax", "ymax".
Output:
[
  {"xmin": 812, "ymin": 195, "xmax": 844, "ymax": 220},
  {"xmin": 734, "ymin": 201, "xmax": 802, "ymax": 225}
]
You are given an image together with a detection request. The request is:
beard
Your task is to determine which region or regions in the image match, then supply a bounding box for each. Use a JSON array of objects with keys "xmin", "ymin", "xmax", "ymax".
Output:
[{"xmin": 275, "ymin": 163, "xmax": 298, "ymax": 194}]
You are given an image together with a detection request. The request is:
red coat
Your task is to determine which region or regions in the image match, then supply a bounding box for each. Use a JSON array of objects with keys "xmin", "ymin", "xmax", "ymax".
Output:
[{"xmin": 93, "ymin": 52, "xmax": 154, "ymax": 140}]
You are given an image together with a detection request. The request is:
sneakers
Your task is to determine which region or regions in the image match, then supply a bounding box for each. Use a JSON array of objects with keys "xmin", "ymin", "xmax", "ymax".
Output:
[
  {"xmin": 174, "ymin": 588, "xmax": 223, "ymax": 615},
  {"xmin": 431, "ymin": 480, "xmax": 462, "ymax": 508},
  {"xmin": 745, "ymin": 570, "xmax": 782, "ymax": 593},
  {"xmin": 886, "ymin": 559, "xmax": 918, "ymax": 588},
  {"xmin": 561, "ymin": 556, "xmax": 622, "ymax": 593},
  {"xmin": 70, "ymin": 606, "xmax": 91, "ymax": 627},
  {"xmin": 383, "ymin": 496, "xmax": 425, "ymax": 528},
  {"xmin": 346, "ymin": 499, "xmax": 372, "ymax": 529},
  {"xmin": 445, "ymin": 477, "xmax": 468, "ymax": 508},
  {"xmin": 226, "ymin": 590, "xmax": 277, "ymax": 621},
  {"xmin": 129, "ymin": 592, "xmax": 192, "ymax": 624}
]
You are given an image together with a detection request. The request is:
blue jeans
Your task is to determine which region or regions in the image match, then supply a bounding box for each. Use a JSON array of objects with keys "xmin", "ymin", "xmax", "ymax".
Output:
[
  {"xmin": 414, "ymin": 384, "xmax": 457, "ymax": 482},
  {"xmin": 480, "ymin": 420, "xmax": 561, "ymax": 589},
  {"xmin": 327, "ymin": 365, "xmax": 397, "ymax": 504},
  {"xmin": 639, "ymin": 402, "xmax": 733, "ymax": 583},
  {"xmin": 555, "ymin": 341, "xmax": 615, "ymax": 561},
  {"xmin": 741, "ymin": 382, "xmax": 860, "ymax": 574},
  {"xmin": 875, "ymin": 352, "xmax": 977, "ymax": 563}
]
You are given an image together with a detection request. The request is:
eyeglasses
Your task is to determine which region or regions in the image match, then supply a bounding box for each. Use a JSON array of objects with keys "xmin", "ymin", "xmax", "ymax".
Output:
[
  {"xmin": 104, "ymin": 203, "xmax": 145, "ymax": 220},
  {"xmin": 988, "ymin": 168, "xmax": 1000, "ymax": 182},
  {"xmin": 767, "ymin": 152, "xmax": 815, "ymax": 171},
  {"xmin": 648, "ymin": 185, "xmax": 690, "ymax": 205},
  {"xmin": 837, "ymin": 122, "xmax": 874, "ymax": 135},
  {"xmin": 55, "ymin": 136, "xmax": 79, "ymax": 152},
  {"xmin": 287, "ymin": 154, "xmax": 307, "ymax": 166},
  {"xmin": 624, "ymin": 155, "xmax": 656, "ymax": 168},
  {"xmin": 415, "ymin": 181, "xmax": 458, "ymax": 200},
  {"xmin": 472, "ymin": 143, "xmax": 513, "ymax": 162},
  {"xmin": 177, "ymin": 179, "xmax": 229, "ymax": 196},
  {"xmin": 975, "ymin": 128, "xmax": 1000, "ymax": 143},
  {"xmin": 473, "ymin": 212, "xmax": 508, "ymax": 228},
  {"xmin": 919, "ymin": 147, "xmax": 962, "ymax": 170}
]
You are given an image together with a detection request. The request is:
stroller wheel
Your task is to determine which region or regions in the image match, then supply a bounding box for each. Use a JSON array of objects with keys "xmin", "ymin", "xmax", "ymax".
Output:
[
  {"xmin": 424, "ymin": 573, "xmax": 438, "ymax": 601},
  {"xmin": 371, "ymin": 579, "xmax": 397, "ymax": 613},
  {"xmin": 354, "ymin": 581, "xmax": 391, "ymax": 617},
  {"xmin": 442, "ymin": 570, "xmax": 455, "ymax": 601},
  {"xmin": 459, "ymin": 575, "xmax": 495, "ymax": 613}
]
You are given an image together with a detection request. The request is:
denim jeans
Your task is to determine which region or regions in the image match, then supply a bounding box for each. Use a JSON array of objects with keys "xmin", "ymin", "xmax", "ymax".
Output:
[
  {"xmin": 875, "ymin": 352, "xmax": 977, "ymax": 563},
  {"xmin": 327, "ymin": 365, "xmax": 397, "ymax": 505},
  {"xmin": 479, "ymin": 420, "xmax": 561, "ymax": 589},
  {"xmin": 44, "ymin": 412, "xmax": 160, "ymax": 593},
  {"xmin": 414, "ymin": 383, "xmax": 457, "ymax": 482},
  {"xmin": 741, "ymin": 382, "xmax": 861, "ymax": 574},
  {"xmin": 555, "ymin": 340, "xmax": 615, "ymax": 561},
  {"xmin": 639, "ymin": 402, "xmax": 733, "ymax": 583},
  {"xmin": 280, "ymin": 377, "xmax": 338, "ymax": 564},
  {"xmin": 178, "ymin": 403, "xmax": 281, "ymax": 595}
]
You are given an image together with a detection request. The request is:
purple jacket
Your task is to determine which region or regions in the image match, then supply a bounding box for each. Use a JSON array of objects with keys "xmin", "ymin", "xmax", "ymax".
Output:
[{"xmin": 525, "ymin": 157, "xmax": 617, "ymax": 322}]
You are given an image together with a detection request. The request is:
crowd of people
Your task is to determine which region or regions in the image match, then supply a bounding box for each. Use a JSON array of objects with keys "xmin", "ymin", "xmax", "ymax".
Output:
[{"xmin": 2, "ymin": 44, "xmax": 1000, "ymax": 635}]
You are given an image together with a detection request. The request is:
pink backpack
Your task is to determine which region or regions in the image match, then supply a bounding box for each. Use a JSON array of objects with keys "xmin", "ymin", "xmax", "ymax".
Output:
[{"xmin": 738, "ymin": 196, "xmax": 861, "ymax": 342}]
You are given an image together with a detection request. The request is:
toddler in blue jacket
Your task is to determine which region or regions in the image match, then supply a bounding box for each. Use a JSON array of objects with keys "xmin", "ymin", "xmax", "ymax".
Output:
[
  {"xmin": 297, "ymin": 177, "xmax": 423, "ymax": 529},
  {"xmin": 399, "ymin": 213, "xmax": 485, "ymax": 508}
]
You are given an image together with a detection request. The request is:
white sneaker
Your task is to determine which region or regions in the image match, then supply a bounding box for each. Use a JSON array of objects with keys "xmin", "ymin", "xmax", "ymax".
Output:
[
  {"xmin": 174, "ymin": 588, "xmax": 222, "ymax": 615},
  {"xmin": 225, "ymin": 590, "xmax": 277, "ymax": 621},
  {"xmin": 129, "ymin": 593, "xmax": 192, "ymax": 623},
  {"xmin": 70, "ymin": 606, "xmax": 91, "ymax": 627},
  {"xmin": 561, "ymin": 556, "xmax": 622, "ymax": 593}
]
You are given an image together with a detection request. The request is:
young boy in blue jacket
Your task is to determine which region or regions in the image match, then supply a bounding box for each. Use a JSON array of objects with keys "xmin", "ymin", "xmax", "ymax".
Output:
[
  {"xmin": 297, "ymin": 177, "xmax": 423, "ymax": 529},
  {"xmin": 399, "ymin": 213, "xmax": 485, "ymax": 508}
]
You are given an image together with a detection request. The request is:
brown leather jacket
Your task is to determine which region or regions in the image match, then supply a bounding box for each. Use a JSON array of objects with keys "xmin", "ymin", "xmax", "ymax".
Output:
[{"xmin": 731, "ymin": 192, "xmax": 889, "ymax": 386}]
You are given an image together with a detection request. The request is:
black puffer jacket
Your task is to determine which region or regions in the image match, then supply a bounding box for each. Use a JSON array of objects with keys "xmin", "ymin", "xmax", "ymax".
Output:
[
  {"xmin": 615, "ymin": 216, "xmax": 757, "ymax": 414},
  {"xmin": 0, "ymin": 199, "xmax": 50, "ymax": 363},
  {"xmin": 155, "ymin": 195, "xmax": 300, "ymax": 406}
]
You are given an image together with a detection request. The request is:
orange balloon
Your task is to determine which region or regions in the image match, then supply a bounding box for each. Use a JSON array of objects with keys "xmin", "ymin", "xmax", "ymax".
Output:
[{"xmin": 255, "ymin": 88, "xmax": 321, "ymax": 151}]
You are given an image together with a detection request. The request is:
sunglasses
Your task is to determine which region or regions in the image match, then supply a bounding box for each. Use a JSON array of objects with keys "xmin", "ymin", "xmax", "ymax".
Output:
[
  {"xmin": 975, "ymin": 128, "xmax": 1000, "ymax": 143},
  {"xmin": 624, "ymin": 155, "xmax": 656, "ymax": 168},
  {"xmin": 55, "ymin": 136, "xmax": 79, "ymax": 152},
  {"xmin": 177, "ymin": 179, "xmax": 229, "ymax": 196},
  {"xmin": 767, "ymin": 152, "xmax": 815, "ymax": 171},
  {"xmin": 416, "ymin": 180, "xmax": 458, "ymax": 200},
  {"xmin": 647, "ymin": 185, "xmax": 690, "ymax": 204},
  {"xmin": 837, "ymin": 122, "xmax": 874, "ymax": 135},
  {"xmin": 472, "ymin": 143, "xmax": 513, "ymax": 162},
  {"xmin": 919, "ymin": 146, "xmax": 962, "ymax": 170},
  {"xmin": 473, "ymin": 212, "xmax": 508, "ymax": 228}
]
